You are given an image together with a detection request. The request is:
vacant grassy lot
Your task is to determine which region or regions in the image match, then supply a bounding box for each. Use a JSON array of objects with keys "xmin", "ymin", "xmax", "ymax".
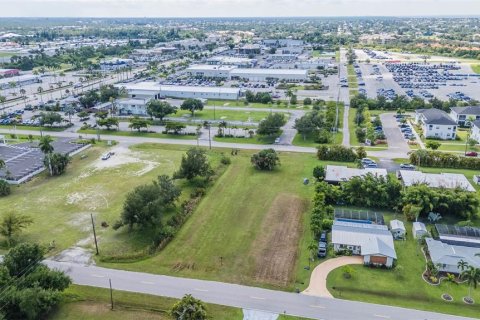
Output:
[
  {"xmin": 175, "ymin": 109, "xmax": 283, "ymax": 123},
  {"xmin": 99, "ymin": 149, "xmax": 322, "ymax": 290},
  {"xmin": 213, "ymin": 134, "xmax": 279, "ymax": 145},
  {"xmin": 0, "ymin": 124, "xmax": 67, "ymax": 132},
  {"xmin": 327, "ymin": 213, "xmax": 480, "ymax": 319},
  {"xmin": 0, "ymin": 144, "xmax": 201, "ymax": 254}
]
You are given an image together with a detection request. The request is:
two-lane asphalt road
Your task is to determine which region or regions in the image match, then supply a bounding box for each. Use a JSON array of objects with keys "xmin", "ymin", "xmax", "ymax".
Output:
[{"xmin": 45, "ymin": 261, "xmax": 474, "ymax": 320}]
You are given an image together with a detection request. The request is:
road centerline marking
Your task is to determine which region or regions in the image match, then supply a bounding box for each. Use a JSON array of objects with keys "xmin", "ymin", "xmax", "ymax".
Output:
[
  {"xmin": 250, "ymin": 296, "xmax": 266, "ymax": 300},
  {"xmin": 374, "ymin": 315, "xmax": 391, "ymax": 319},
  {"xmin": 309, "ymin": 305, "xmax": 326, "ymax": 309},
  {"xmin": 140, "ymin": 281, "xmax": 155, "ymax": 285}
]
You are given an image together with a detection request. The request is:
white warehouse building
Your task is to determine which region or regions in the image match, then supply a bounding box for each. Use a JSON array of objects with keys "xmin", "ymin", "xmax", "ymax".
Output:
[
  {"xmin": 117, "ymin": 82, "xmax": 240, "ymax": 101},
  {"xmin": 229, "ymin": 68, "xmax": 308, "ymax": 82},
  {"xmin": 186, "ymin": 64, "xmax": 309, "ymax": 82}
]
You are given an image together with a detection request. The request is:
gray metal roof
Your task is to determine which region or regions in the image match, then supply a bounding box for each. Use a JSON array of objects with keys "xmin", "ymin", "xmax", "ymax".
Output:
[
  {"xmin": 451, "ymin": 106, "xmax": 480, "ymax": 116},
  {"xmin": 413, "ymin": 222, "xmax": 427, "ymax": 232},
  {"xmin": 426, "ymin": 238, "xmax": 480, "ymax": 270},
  {"xmin": 332, "ymin": 221, "xmax": 397, "ymax": 259},
  {"xmin": 416, "ymin": 108, "xmax": 457, "ymax": 125}
]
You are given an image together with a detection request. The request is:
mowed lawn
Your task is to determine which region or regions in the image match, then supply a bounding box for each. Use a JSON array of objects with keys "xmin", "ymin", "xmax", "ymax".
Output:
[
  {"xmin": 327, "ymin": 214, "xmax": 480, "ymax": 318},
  {"xmin": 174, "ymin": 109, "xmax": 285, "ymax": 122},
  {"xmin": 0, "ymin": 144, "xmax": 190, "ymax": 255},
  {"xmin": 99, "ymin": 149, "xmax": 320, "ymax": 290}
]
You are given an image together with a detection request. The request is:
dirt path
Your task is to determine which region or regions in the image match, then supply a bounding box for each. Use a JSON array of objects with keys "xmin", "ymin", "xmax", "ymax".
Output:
[{"xmin": 302, "ymin": 256, "xmax": 363, "ymax": 298}]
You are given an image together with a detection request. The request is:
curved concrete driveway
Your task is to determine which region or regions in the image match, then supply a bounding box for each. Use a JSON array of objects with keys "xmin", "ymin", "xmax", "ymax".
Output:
[{"xmin": 302, "ymin": 256, "xmax": 363, "ymax": 298}]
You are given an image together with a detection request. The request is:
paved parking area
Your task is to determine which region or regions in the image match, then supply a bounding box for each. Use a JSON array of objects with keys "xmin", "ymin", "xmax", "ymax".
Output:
[
  {"xmin": 379, "ymin": 113, "xmax": 410, "ymax": 154},
  {"xmin": 0, "ymin": 138, "xmax": 86, "ymax": 183}
]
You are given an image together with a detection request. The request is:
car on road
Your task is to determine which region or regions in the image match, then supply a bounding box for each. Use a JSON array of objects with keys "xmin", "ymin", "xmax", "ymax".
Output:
[
  {"xmin": 400, "ymin": 163, "xmax": 416, "ymax": 170},
  {"xmin": 320, "ymin": 231, "xmax": 327, "ymax": 243},
  {"xmin": 465, "ymin": 151, "xmax": 478, "ymax": 157},
  {"xmin": 363, "ymin": 163, "xmax": 378, "ymax": 168},
  {"xmin": 274, "ymin": 137, "xmax": 280, "ymax": 144},
  {"xmin": 101, "ymin": 152, "xmax": 112, "ymax": 160},
  {"xmin": 361, "ymin": 158, "xmax": 376, "ymax": 165}
]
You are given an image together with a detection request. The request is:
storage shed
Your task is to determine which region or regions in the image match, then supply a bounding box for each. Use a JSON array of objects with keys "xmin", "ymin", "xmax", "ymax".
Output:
[
  {"xmin": 412, "ymin": 222, "xmax": 428, "ymax": 239},
  {"xmin": 390, "ymin": 220, "xmax": 406, "ymax": 240}
]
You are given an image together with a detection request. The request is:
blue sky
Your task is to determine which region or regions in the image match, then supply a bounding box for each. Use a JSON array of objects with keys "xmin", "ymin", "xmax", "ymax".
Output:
[{"xmin": 1, "ymin": 0, "xmax": 479, "ymax": 17}]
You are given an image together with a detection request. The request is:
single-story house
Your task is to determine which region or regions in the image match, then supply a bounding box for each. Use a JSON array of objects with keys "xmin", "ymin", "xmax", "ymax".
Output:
[
  {"xmin": 412, "ymin": 222, "xmax": 428, "ymax": 239},
  {"xmin": 324, "ymin": 165, "xmax": 388, "ymax": 184},
  {"xmin": 332, "ymin": 220, "xmax": 397, "ymax": 267},
  {"xmin": 390, "ymin": 220, "xmax": 406, "ymax": 240},
  {"xmin": 449, "ymin": 106, "xmax": 480, "ymax": 127},
  {"xmin": 426, "ymin": 238, "xmax": 480, "ymax": 274},
  {"xmin": 414, "ymin": 108, "xmax": 457, "ymax": 140},
  {"xmin": 397, "ymin": 170, "xmax": 475, "ymax": 192}
]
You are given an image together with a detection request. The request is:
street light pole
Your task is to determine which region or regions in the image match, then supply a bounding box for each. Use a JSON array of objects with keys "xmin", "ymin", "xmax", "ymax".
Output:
[{"xmin": 91, "ymin": 214, "xmax": 99, "ymax": 255}]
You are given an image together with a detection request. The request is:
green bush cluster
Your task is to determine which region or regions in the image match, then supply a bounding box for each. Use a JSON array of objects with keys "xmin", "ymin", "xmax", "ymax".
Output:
[
  {"xmin": 410, "ymin": 149, "xmax": 480, "ymax": 169},
  {"xmin": 317, "ymin": 145, "xmax": 359, "ymax": 162}
]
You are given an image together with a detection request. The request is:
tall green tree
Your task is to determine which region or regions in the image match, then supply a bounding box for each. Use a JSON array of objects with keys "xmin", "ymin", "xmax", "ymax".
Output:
[
  {"xmin": 174, "ymin": 148, "xmax": 211, "ymax": 180},
  {"xmin": 180, "ymin": 98, "xmax": 204, "ymax": 116},
  {"xmin": 461, "ymin": 266, "xmax": 480, "ymax": 301},
  {"xmin": 147, "ymin": 100, "xmax": 177, "ymax": 122},
  {"xmin": 39, "ymin": 136, "xmax": 54, "ymax": 176}
]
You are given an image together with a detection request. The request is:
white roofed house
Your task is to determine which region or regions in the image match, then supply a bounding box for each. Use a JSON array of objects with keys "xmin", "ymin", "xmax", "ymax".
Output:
[
  {"xmin": 332, "ymin": 221, "xmax": 397, "ymax": 268},
  {"xmin": 470, "ymin": 120, "xmax": 480, "ymax": 143},
  {"xmin": 415, "ymin": 108, "xmax": 457, "ymax": 140},
  {"xmin": 426, "ymin": 238, "xmax": 480, "ymax": 274},
  {"xmin": 397, "ymin": 170, "xmax": 475, "ymax": 192},
  {"xmin": 324, "ymin": 165, "xmax": 388, "ymax": 184},
  {"xmin": 116, "ymin": 98, "xmax": 149, "ymax": 116}
]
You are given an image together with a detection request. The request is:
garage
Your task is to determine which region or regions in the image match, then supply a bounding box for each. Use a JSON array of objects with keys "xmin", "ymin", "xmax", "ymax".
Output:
[{"xmin": 370, "ymin": 255, "xmax": 387, "ymax": 265}]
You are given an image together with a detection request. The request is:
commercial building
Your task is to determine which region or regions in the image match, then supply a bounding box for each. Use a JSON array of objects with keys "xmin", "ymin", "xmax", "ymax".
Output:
[
  {"xmin": 229, "ymin": 68, "xmax": 308, "ymax": 82},
  {"xmin": 0, "ymin": 74, "xmax": 41, "ymax": 90},
  {"xmin": 426, "ymin": 238, "xmax": 480, "ymax": 274},
  {"xmin": 186, "ymin": 64, "xmax": 236, "ymax": 79},
  {"xmin": 324, "ymin": 165, "xmax": 388, "ymax": 184},
  {"xmin": 263, "ymin": 39, "xmax": 304, "ymax": 47},
  {"xmin": 397, "ymin": 170, "xmax": 475, "ymax": 192},
  {"xmin": 237, "ymin": 44, "xmax": 261, "ymax": 55},
  {"xmin": 206, "ymin": 56, "xmax": 257, "ymax": 68},
  {"xmin": 118, "ymin": 82, "xmax": 240, "ymax": 101},
  {"xmin": 332, "ymin": 220, "xmax": 397, "ymax": 268},
  {"xmin": 450, "ymin": 106, "xmax": 480, "ymax": 127},
  {"xmin": 414, "ymin": 108, "xmax": 457, "ymax": 140}
]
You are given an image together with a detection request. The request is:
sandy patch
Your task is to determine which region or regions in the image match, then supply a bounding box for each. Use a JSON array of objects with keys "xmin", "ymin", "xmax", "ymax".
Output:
[
  {"xmin": 91, "ymin": 145, "xmax": 160, "ymax": 176},
  {"xmin": 252, "ymin": 193, "xmax": 307, "ymax": 287}
]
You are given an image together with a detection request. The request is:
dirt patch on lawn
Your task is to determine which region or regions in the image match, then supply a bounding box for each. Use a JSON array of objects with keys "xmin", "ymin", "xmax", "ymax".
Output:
[
  {"xmin": 53, "ymin": 301, "xmax": 168, "ymax": 319},
  {"xmin": 252, "ymin": 193, "xmax": 307, "ymax": 287}
]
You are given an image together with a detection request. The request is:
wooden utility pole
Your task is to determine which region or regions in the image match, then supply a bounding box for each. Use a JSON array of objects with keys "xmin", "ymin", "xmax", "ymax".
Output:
[
  {"xmin": 109, "ymin": 278, "xmax": 114, "ymax": 310},
  {"xmin": 91, "ymin": 214, "xmax": 99, "ymax": 255}
]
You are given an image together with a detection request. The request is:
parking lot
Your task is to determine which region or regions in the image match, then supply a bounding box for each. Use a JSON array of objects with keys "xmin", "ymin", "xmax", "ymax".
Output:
[{"xmin": 354, "ymin": 49, "xmax": 480, "ymax": 101}]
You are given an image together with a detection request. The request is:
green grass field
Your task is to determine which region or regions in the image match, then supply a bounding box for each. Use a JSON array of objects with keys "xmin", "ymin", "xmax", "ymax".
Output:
[
  {"xmin": 175, "ymin": 109, "xmax": 283, "ymax": 123},
  {"xmin": 213, "ymin": 134, "xmax": 278, "ymax": 145},
  {"xmin": 205, "ymin": 100, "xmax": 288, "ymax": 109},
  {"xmin": 78, "ymin": 129, "xmax": 197, "ymax": 140},
  {"xmin": 327, "ymin": 213, "xmax": 480, "ymax": 318},
  {"xmin": 471, "ymin": 65, "xmax": 480, "ymax": 74},
  {"xmin": 0, "ymin": 124, "xmax": 68, "ymax": 132},
  {"xmin": 347, "ymin": 65, "xmax": 359, "ymax": 90},
  {"xmin": 98, "ymin": 148, "xmax": 323, "ymax": 290}
]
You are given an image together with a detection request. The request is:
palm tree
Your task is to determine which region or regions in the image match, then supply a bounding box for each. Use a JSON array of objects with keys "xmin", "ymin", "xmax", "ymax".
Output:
[
  {"xmin": 307, "ymin": 241, "xmax": 318, "ymax": 263},
  {"xmin": 64, "ymin": 106, "xmax": 75, "ymax": 124},
  {"xmin": 37, "ymin": 86, "xmax": 44, "ymax": 103},
  {"xmin": 8, "ymin": 81, "xmax": 17, "ymax": 97},
  {"xmin": 461, "ymin": 266, "xmax": 480, "ymax": 301},
  {"xmin": 458, "ymin": 260, "xmax": 469, "ymax": 273},
  {"xmin": 39, "ymin": 135, "xmax": 54, "ymax": 176}
]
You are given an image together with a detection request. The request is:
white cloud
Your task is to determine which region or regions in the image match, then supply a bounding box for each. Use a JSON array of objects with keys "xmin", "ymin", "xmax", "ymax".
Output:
[{"xmin": 1, "ymin": 0, "xmax": 479, "ymax": 17}]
